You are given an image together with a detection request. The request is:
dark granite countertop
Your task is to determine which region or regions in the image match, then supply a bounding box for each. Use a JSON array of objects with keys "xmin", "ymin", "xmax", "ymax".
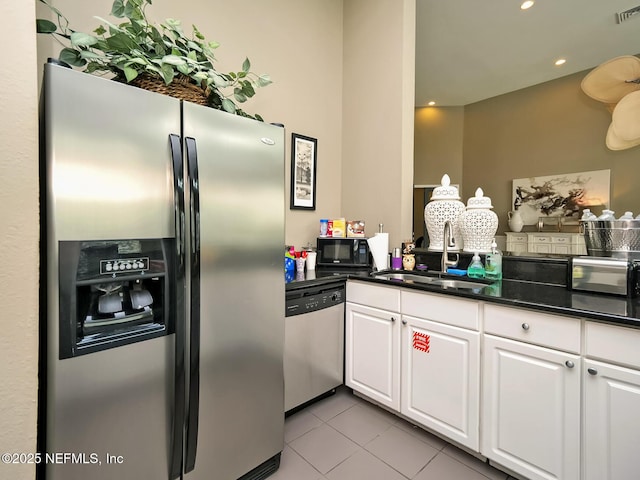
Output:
[
  {"xmin": 285, "ymin": 266, "xmax": 640, "ymax": 328},
  {"xmin": 285, "ymin": 267, "xmax": 369, "ymax": 292}
]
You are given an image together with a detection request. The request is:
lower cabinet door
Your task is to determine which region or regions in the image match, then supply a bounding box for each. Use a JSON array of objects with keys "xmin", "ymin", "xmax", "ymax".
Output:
[
  {"xmin": 529, "ymin": 243, "xmax": 552, "ymax": 254},
  {"xmin": 400, "ymin": 315, "xmax": 480, "ymax": 451},
  {"xmin": 551, "ymin": 244, "xmax": 571, "ymax": 255},
  {"xmin": 345, "ymin": 302, "xmax": 400, "ymax": 411},
  {"xmin": 481, "ymin": 335, "xmax": 580, "ymax": 480},
  {"xmin": 584, "ymin": 359, "xmax": 640, "ymax": 480},
  {"xmin": 507, "ymin": 242, "xmax": 527, "ymax": 253}
]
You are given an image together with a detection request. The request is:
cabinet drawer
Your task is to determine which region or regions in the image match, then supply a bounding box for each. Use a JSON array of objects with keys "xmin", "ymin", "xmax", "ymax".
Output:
[
  {"xmin": 528, "ymin": 234, "xmax": 551, "ymax": 244},
  {"xmin": 401, "ymin": 290, "xmax": 479, "ymax": 330},
  {"xmin": 585, "ymin": 322, "xmax": 640, "ymax": 369},
  {"xmin": 347, "ymin": 280, "xmax": 400, "ymax": 312},
  {"xmin": 507, "ymin": 234, "xmax": 527, "ymax": 243},
  {"xmin": 484, "ymin": 304, "xmax": 581, "ymax": 353},
  {"xmin": 552, "ymin": 234, "xmax": 581, "ymax": 245}
]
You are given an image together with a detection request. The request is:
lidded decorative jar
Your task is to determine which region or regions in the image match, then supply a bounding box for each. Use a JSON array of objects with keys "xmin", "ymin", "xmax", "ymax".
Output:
[
  {"xmin": 459, "ymin": 187, "xmax": 499, "ymax": 253},
  {"xmin": 424, "ymin": 174, "xmax": 466, "ymax": 251}
]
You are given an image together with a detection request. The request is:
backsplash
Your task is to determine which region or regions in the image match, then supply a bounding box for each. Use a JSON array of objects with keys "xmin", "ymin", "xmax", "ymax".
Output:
[
  {"xmin": 502, "ymin": 254, "xmax": 569, "ymax": 286},
  {"xmin": 414, "ymin": 250, "xmax": 569, "ymax": 287}
]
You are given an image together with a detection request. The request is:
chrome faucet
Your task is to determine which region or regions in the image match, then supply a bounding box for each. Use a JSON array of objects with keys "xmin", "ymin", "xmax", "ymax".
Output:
[{"xmin": 441, "ymin": 221, "xmax": 459, "ymax": 273}]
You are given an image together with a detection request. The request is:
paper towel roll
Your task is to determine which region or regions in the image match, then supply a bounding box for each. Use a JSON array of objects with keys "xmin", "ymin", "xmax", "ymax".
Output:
[{"xmin": 367, "ymin": 233, "xmax": 389, "ymax": 271}]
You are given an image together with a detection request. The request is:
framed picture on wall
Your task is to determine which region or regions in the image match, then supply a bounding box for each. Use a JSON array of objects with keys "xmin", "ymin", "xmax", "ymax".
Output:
[
  {"xmin": 290, "ymin": 133, "xmax": 317, "ymax": 210},
  {"xmin": 512, "ymin": 169, "xmax": 610, "ymax": 225}
]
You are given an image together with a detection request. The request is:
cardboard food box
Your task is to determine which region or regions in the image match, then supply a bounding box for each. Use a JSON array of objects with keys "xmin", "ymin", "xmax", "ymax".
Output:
[
  {"xmin": 331, "ymin": 218, "xmax": 346, "ymax": 237},
  {"xmin": 347, "ymin": 220, "xmax": 366, "ymax": 237}
]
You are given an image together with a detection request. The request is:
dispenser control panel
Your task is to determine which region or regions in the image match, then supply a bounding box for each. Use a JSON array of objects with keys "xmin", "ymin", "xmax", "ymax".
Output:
[{"xmin": 100, "ymin": 257, "xmax": 149, "ymax": 275}]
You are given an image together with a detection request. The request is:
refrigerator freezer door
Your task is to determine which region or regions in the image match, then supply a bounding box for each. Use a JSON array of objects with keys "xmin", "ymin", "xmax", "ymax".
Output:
[
  {"xmin": 182, "ymin": 103, "xmax": 285, "ymax": 480},
  {"xmin": 43, "ymin": 66, "xmax": 180, "ymax": 242},
  {"xmin": 42, "ymin": 64, "xmax": 181, "ymax": 480}
]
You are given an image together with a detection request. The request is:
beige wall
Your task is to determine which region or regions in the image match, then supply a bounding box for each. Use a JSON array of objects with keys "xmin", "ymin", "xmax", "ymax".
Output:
[
  {"xmin": 37, "ymin": 0, "xmax": 345, "ymax": 251},
  {"xmin": 0, "ymin": 2, "xmax": 39, "ymax": 480},
  {"xmin": 342, "ymin": 0, "xmax": 415, "ymax": 249},
  {"xmin": 36, "ymin": 0, "xmax": 417, "ymax": 250},
  {"xmin": 414, "ymin": 106, "xmax": 464, "ymax": 186},
  {"xmin": 415, "ymin": 70, "xmax": 640, "ymax": 235}
]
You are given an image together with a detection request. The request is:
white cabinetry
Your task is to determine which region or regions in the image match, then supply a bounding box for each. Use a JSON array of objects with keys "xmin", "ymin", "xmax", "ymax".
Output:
[
  {"xmin": 400, "ymin": 291, "xmax": 480, "ymax": 450},
  {"xmin": 345, "ymin": 281, "xmax": 480, "ymax": 451},
  {"xmin": 505, "ymin": 232, "xmax": 528, "ymax": 253},
  {"xmin": 345, "ymin": 281, "xmax": 401, "ymax": 410},
  {"xmin": 346, "ymin": 280, "xmax": 640, "ymax": 480},
  {"xmin": 482, "ymin": 304, "xmax": 581, "ymax": 480},
  {"xmin": 505, "ymin": 232, "xmax": 586, "ymax": 255},
  {"xmin": 583, "ymin": 322, "xmax": 640, "ymax": 480}
]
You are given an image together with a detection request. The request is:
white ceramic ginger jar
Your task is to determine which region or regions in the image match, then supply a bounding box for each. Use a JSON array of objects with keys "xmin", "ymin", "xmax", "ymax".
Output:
[
  {"xmin": 459, "ymin": 187, "xmax": 499, "ymax": 253},
  {"xmin": 424, "ymin": 174, "xmax": 465, "ymax": 251}
]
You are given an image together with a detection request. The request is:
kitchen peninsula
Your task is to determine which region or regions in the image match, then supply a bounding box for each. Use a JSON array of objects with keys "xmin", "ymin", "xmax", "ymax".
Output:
[{"xmin": 287, "ymin": 252, "xmax": 640, "ymax": 480}]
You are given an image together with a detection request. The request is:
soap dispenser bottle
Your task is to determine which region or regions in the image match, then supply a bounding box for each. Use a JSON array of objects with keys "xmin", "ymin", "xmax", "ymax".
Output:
[
  {"xmin": 467, "ymin": 252, "xmax": 486, "ymax": 279},
  {"xmin": 485, "ymin": 240, "xmax": 503, "ymax": 280}
]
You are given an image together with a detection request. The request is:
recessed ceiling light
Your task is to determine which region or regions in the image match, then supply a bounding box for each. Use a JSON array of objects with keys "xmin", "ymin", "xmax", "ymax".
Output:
[
  {"xmin": 521, "ymin": 1, "xmax": 535, "ymax": 10},
  {"xmin": 555, "ymin": 58, "xmax": 567, "ymax": 66},
  {"xmin": 428, "ymin": 101, "xmax": 436, "ymax": 106}
]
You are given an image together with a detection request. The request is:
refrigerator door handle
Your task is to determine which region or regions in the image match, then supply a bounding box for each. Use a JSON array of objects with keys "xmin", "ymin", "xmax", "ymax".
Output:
[
  {"xmin": 185, "ymin": 136, "xmax": 201, "ymax": 473},
  {"xmin": 169, "ymin": 134, "xmax": 186, "ymax": 480}
]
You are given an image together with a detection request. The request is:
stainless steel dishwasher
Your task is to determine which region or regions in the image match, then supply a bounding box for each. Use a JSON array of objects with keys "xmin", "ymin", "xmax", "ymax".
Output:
[{"xmin": 284, "ymin": 281, "xmax": 345, "ymax": 414}]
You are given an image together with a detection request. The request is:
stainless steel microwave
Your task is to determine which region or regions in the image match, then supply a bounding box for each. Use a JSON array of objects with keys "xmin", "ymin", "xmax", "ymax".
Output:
[{"xmin": 316, "ymin": 237, "xmax": 371, "ymax": 267}]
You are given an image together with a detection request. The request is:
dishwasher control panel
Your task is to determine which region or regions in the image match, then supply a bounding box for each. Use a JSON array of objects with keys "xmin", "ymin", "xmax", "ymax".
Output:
[{"xmin": 285, "ymin": 284, "xmax": 345, "ymax": 317}]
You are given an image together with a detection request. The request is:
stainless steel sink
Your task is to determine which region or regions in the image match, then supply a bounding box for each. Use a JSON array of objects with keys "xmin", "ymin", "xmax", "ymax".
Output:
[{"xmin": 372, "ymin": 272, "xmax": 492, "ymax": 290}]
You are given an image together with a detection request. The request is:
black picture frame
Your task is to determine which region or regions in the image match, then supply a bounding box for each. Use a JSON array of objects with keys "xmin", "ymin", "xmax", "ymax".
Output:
[{"xmin": 290, "ymin": 133, "xmax": 317, "ymax": 210}]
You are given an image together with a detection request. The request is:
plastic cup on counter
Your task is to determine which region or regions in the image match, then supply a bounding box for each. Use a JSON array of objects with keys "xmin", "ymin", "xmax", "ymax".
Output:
[{"xmin": 306, "ymin": 251, "xmax": 317, "ymax": 270}]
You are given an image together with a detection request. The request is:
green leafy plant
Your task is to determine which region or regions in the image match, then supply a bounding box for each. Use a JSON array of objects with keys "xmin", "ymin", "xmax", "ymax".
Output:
[{"xmin": 37, "ymin": 0, "xmax": 272, "ymax": 120}]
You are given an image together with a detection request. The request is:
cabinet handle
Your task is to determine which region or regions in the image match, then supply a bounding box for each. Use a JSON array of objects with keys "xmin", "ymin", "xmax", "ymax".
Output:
[
  {"xmin": 587, "ymin": 367, "xmax": 598, "ymax": 376},
  {"xmin": 401, "ymin": 319, "xmax": 407, "ymax": 325},
  {"xmin": 521, "ymin": 323, "xmax": 530, "ymax": 331},
  {"xmin": 391, "ymin": 316, "xmax": 396, "ymax": 323},
  {"xmin": 565, "ymin": 360, "xmax": 575, "ymax": 368}
]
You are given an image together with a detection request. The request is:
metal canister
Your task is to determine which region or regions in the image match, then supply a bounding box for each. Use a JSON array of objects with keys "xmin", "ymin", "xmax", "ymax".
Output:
[{"xmin": 391, "ymin": 247, "xmax": 402, "ymax": 270}]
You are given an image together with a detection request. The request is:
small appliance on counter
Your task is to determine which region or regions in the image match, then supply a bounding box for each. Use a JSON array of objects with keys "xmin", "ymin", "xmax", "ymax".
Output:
[
  {"xmin": 572, "ymin": 217, "xmax": 640, "ymax": 296},
  {"xmin": 316, "ymin": 237, "xmax": 371, "ymax": 267},
  {"xmin": 570, "ymin": 257, "xmax": 640, "ymax": 297}
]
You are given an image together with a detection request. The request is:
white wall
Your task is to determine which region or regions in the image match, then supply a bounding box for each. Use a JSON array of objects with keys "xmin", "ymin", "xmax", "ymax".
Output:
[{"xmin": 0, "ymin": 1, "xmax": 39, "ymax": 479}]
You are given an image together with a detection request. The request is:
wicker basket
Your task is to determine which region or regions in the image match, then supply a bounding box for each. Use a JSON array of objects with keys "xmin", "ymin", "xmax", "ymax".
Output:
[{"xmin": 128, "ymin": 73, "xmax": 209, "ymax": 106}]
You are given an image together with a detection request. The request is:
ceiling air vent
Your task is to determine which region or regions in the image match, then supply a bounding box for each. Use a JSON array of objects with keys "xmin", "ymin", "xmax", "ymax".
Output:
[{"xmin": 616, "ymin": 5, "xmax": 640, "ymax": 23}]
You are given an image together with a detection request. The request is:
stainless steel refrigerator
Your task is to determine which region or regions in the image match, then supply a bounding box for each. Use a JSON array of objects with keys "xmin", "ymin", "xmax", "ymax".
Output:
[{"xmin": 39, "ymin": 62, "xmax": 285, "ymax": 480}]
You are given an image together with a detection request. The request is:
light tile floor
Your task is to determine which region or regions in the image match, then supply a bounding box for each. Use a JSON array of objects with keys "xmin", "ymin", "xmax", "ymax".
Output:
[{"xmin": 272, "ymin": 387, "xmax": 519, "ymax": 480}]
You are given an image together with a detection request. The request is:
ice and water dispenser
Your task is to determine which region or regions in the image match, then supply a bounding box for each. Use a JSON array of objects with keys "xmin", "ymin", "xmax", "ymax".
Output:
[{"xmin": 58, "ymin": 239, "xmax": 175, "ymax": 358}]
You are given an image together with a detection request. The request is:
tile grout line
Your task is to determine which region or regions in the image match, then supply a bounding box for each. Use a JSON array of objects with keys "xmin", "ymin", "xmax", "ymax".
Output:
[{"xmin": 284, "ymin": 388, "xmax": 510, "ymax": 480}]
